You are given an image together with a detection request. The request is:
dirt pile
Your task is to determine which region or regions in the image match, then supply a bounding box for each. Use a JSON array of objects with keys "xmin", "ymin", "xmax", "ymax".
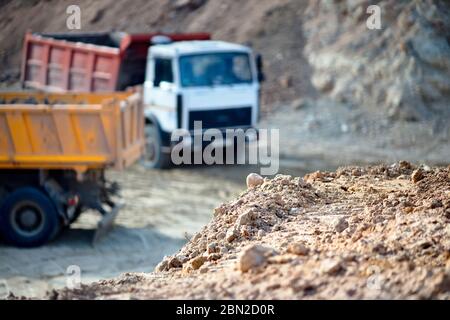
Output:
[
  {"xmin": 304, "ymin": 0, "xmax": 450, "ymax": 121},
  {"xmin": 45, "ymin": 162, "xmax": 450, "ymax": 299}
]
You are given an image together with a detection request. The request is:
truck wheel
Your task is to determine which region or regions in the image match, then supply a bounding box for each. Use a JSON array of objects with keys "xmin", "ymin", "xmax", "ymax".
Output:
[
  {"xmin": 0, "ymin": 187, "xmax": 59, "ymax": 247},
  {"xmin": 142, "ymin": 123, "xmax": 172, "ymax": 169}
]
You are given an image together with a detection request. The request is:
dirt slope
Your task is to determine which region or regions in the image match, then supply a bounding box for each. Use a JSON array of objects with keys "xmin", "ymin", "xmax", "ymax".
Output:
[
  {"xmin": 43, "ymin": 162, "xmax": 450, "ymax": 300},
  {"xmin": 304, "ymin": 0, "xmax": 450, "ymax": 121}
]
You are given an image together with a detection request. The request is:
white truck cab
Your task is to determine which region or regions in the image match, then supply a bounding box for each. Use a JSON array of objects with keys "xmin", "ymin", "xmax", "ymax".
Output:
[{"xmin": 142, "ymin": 40, "xmax": 263, "ymax": 168}]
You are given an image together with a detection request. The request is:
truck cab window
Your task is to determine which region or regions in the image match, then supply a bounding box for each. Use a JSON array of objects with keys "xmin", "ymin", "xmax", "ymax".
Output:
[{"xmin": 154, "ymin": 58, "xmax": 173, "ymax": 87}]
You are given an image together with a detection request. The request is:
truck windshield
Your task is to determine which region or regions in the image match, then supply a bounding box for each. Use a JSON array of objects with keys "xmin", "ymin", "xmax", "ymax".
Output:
[{"xmin": 179, "ymin": 52, "xmax": 253, "ymax": 87}]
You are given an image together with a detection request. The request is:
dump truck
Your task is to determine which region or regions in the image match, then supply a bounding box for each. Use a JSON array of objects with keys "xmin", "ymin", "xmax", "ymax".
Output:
[
  {"xmin": 21, "ymin": 31, "xmax": 210, "ymax": 92},
  {"xmin": 0, "ymin": 91, "xmax": 145, "ymax": 247},
  {"xmin": 21, "ymin": 32, "xmax": 264, "ymax": 169}
]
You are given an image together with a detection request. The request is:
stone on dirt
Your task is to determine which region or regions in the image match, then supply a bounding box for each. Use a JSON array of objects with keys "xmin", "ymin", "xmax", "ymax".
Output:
[
  {"xmin": 239, "ymin": 244, "xmax": 274, "ymax": 273},
  {"xmin": 411, "ymin": 169, "xmax": 424, "ymax": 183},
  {"xmin": 287, "ymin": 242, "xmax": 310, "ymax": 256},
  {"xmin": 236, "ymin": 209, "xmax": 257, "ymax": 226},
  {"xmin": 190, "ymin": 255, "xmax": 207, "ymax": 270},
  {"xmin": 246, "ymin": 173, "xmax": 264, "ymax": 188},
  {"xmin": 334, "ymin": 217, "xmax": 349, "ymax": 233}
]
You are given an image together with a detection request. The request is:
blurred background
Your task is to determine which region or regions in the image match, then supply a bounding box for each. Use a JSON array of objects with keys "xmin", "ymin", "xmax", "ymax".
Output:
[{"xmin": 0, "ymin": 0, "xmax": 449, "ymax": 297}]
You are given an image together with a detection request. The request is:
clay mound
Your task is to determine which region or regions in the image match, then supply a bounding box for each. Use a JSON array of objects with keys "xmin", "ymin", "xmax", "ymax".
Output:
[{"xmin": 46, "ymin": 163, "xmax": 450, "ymax": 300}]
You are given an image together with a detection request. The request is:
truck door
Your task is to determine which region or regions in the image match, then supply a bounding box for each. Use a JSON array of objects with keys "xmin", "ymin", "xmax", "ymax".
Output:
[{"xmin": 143, "ymin": 56, "xmax": 177, "ymax": 133}]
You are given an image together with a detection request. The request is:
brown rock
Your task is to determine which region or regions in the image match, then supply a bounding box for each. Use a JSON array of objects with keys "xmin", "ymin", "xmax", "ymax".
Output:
[
  {"xmin": 305, "ymin": 171, "xmax": 324, "ymax": 183},
  {"xmin": 287, "ymin": 242, "xmax": 310, "ymax": 256},
  {"xmin": 190, "ymin": 255, "xmax": 207, "ymax": 270},
  {"xmin": 226, "ymin": 228, "xmax": 238, "ymax": 243},
  {"xmin": 207, "ymin": 253, "xmax": 222, "ymax": 261},
  {"xmin": 403, "ymin": 206, "xmax": 414, "ymax": 214},
  {"xmin": 411, "ymin": 169, "xmax": 424, "ymax": 183},
  {"xmin": 168, "ymin": 256, "xmax": 182, "ymax": 268}
]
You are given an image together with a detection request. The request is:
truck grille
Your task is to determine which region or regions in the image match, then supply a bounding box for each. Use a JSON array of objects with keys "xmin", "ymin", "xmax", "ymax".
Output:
[{"xmin": 188, "ymin": 107, "xmax": 252, "ymax": 131}]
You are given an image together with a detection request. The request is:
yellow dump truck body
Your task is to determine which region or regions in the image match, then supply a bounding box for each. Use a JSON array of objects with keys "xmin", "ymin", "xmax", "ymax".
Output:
[{"xmin": 0, "ymin": 91, "xmax": 144, "ymax": 173}]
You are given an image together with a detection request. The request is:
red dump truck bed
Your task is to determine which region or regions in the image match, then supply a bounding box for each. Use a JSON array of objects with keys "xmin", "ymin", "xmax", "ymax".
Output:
[{"xmin": 21, "ymin": 31, "xmax": 211, "ymax": 92}]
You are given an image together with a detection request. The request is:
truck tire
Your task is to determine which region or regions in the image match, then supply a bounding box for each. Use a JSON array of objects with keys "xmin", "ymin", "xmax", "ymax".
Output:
[
  {"xmin": 0, "ymin": 187, "xmax": 60, "ymax": 247},
  {"xmin": 141, "ymin": 123, "xmax": 172, "ymax": 169}
]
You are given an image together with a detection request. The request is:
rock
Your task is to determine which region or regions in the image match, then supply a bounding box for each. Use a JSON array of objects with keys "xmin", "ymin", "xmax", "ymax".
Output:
[
  {"xmin": 246, "ymin": 173, "xmax": 264, "ymax": 188},
  {"xmin": 334, "ymin": 217, "xmax": 349, "ymax": 233},
  {"xmin": 155, "ymin": 258, "xmax": 169, "ymax": 272},
  {"xmin": 372, "ymin": 243, "xmax": 388, "ymax": 255},
  {"xmin": 168, "ymin": 256, "xmax": 182, "ymax": 268},
  {"xmin": 236, "ymin": 209, "xmax": 257, "ymax": 226},
  {"xmin": 191, "ymin": 232, "xmax": 201, "ymax": 242},
  {"xmin": 214, "ymin": 206, "xmax": 227, "ymax": 216},
  {"xmin": 399, "ymin": 160, "xmax": 414, "ymax": 170},
  {"xmin": 321, "ymin": 259, "xmax": 344, "ymax": 276},
  {"xmin": 189, "ymin": 249, "xmax": 200, "ymax": 259},
  {"xmin": 207, "ymin": 242, "xmax": 217, "ymax": 254},
  {"xmin": 304, "ymin": 171, "xmax": 324, "ymax": 183},
  {"xmin": 219, "ymin": 246, "xmax": 229, "ymax": 254},
  {"xmin": 239, "ymin": 244, "xmax": 273, "ymax": 273},
  {"xmin": 226, "ymin": 228, "xmax": 238, "ymax": 243},
  {"xmin": 207, "ymin": 253, "xmax": 222, "ymax": 261},
  {"xmin": 287, "ymin": 242, "xmax": 310, "ymax": 256},
  {"xmin": 411, "ymin": 169, "xmax": 424, "ymax": 183},
  {"xmin": 190, "ymin": 255, "xmax": 207, "ymax": 270}
]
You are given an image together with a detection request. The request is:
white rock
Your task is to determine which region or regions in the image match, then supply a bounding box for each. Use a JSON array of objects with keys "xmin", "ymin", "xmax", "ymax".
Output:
[
  {"xmin": 246, "ymin": 173, "xmax": 264, "ymax": 188},
  {"xmin": 239, "ymin": 244, "xmax": 273, "ymax": 272}
]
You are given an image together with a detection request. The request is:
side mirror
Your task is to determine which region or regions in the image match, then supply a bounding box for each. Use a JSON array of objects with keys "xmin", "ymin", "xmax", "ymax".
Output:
[{"xmin": 256, "ymin": 54, "xmax": 265, "ymax": 82}]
